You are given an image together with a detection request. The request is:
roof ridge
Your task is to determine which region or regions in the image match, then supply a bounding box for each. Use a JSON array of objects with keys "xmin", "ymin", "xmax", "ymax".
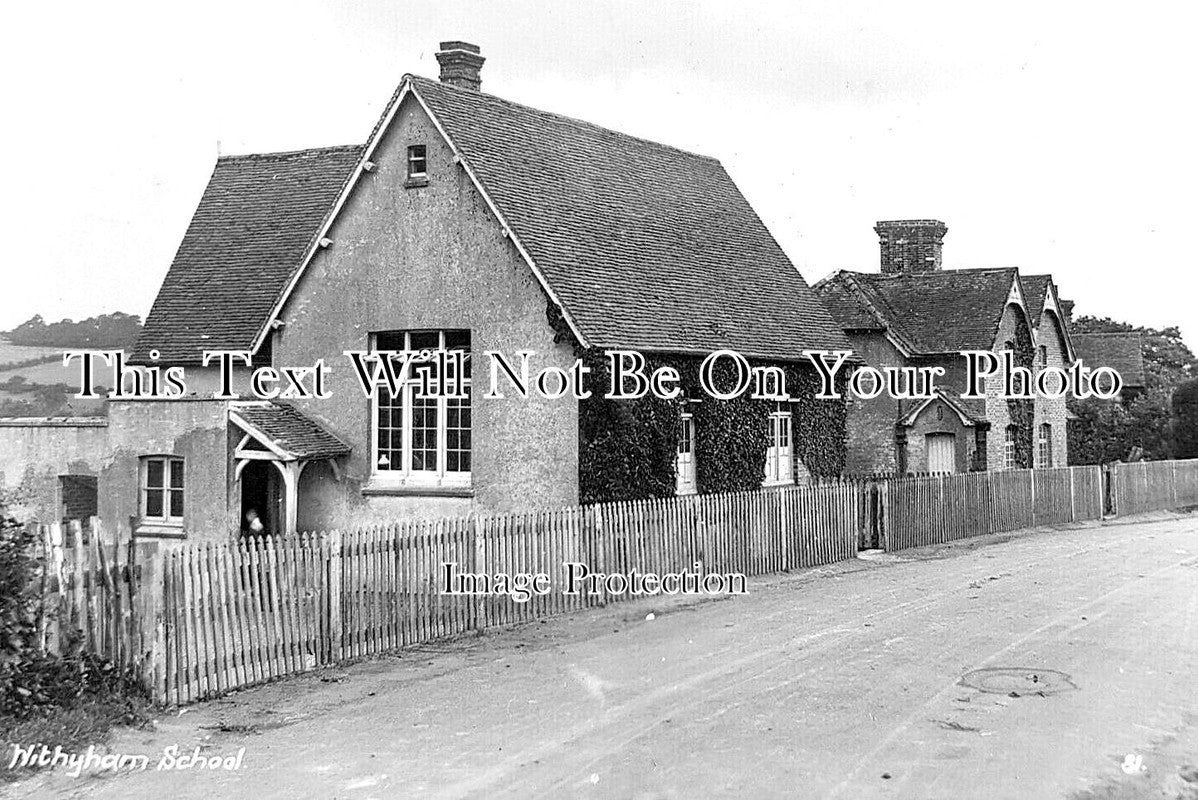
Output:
[
  {"xmin": 858, "ymin": 266, "xmax": 1018, "ymax": 280},
  {"xmin": 1074, "ymin": 331, "xmax": 1143, "ymax": 337},
  {"xmin": 839, "ymin": 272, "xmax": 921, "ymax": 353},
  {"xmin": 218, "ymin": 144, "xmax": 364, "ymax": 162},
  {"xmin": 405, "ymin": 73, "xmax": 721, "ymax": 165}
]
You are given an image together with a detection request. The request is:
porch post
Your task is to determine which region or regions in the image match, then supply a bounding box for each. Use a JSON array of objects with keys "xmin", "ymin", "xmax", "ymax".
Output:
[{"xmin": 273, "ymin": 460, "xmax": 306, "ymax": 536}]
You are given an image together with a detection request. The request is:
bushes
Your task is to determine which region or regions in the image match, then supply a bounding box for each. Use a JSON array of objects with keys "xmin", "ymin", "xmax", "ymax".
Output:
[
  {"xmin": 0, "ymin": 514, "xmax": 40, "ymax": 685},
  {"xmin": 1068, "ymin": 398, "xmax": 1134, "ymax": 465},
  {"xmin": 0, "ymin": 512, "xmax": 146, "ymax": 728}
]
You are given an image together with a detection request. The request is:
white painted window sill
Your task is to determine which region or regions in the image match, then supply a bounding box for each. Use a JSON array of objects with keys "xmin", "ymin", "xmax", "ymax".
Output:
[
  {"xmin": 134, "ymin": 521, "xmax": 186, "ymax": 539},
  {"xmin": 362, "ymin": 477, "xmax": 473, "ymax": 498}
]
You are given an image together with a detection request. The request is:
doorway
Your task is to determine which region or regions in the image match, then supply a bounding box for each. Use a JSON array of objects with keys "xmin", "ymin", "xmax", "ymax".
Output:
[
  {"xmin": 240, "ymin": 460, "xmax": 279, "ymax": 535},
  {"xmin": 926, "ymin": 432, "xmax": 957, "ymax": 474}
]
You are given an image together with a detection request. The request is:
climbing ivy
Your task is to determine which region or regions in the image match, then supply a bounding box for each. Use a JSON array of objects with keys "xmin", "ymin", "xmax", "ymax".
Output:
[
  {"xmin": 549, "ymin": 302, "xmax": 848, "ymax": 503},
  {"xmin": 1006, "ymin": 316, "xmax": 1035, "ymax": 468}
]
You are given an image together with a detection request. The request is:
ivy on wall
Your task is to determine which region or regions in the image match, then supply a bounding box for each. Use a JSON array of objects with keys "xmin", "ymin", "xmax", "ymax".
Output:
[
  {"xmin": 577, "ymin": 352, "xmax": 848, "ymax": 503},
  {"xmin": 552, "ymin": 298, "xmax": 849, "ymax": 504},
  {"xmin": 577, "ymin": 349, "xmax": 682, "ymax": 503},
  {"xmin": 1006, "ymin": 316, "xmax": 1035, "ymax": 469}
]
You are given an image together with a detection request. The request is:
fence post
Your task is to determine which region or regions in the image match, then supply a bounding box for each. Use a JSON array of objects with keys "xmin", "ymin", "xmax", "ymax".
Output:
[
  {"xmin": 327, "ymin": 530, "xmax": 343, "ymax": 662},
  {"xmin": 1030, "ymin": 469, "xmax": 1037, "ymax": 528},
  {"xmin": 471, "ymin": 515, "xmax": 486, "ymax": 632},
  {"xmin": 42, "ymin": 522, "xmax": 65, "ymax": 654},
  {"xmin": 1172, "ymin": 461, "xmax": 1179, "ymax": 509},
  {"xmin": 1106, "ymin": 465, "xmax": 1116, "ymax": 517},
  {"xmin": 1068, "ymin": 467, "xmax": 1077, "ymax": 522}
]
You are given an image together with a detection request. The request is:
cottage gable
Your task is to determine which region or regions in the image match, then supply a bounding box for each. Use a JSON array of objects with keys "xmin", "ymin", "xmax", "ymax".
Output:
[
  {"xmin": 1021, "ymin": 274, "xmax": 1075, "ymax": 362},
  {"xmin": 815, "ymin": 219, "xmax": 1074, "ymax": 474}
]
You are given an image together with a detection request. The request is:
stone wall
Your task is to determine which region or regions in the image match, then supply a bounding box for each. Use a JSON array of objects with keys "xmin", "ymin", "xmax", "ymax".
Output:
[{"xmin": 0, "ymin": 418, "xmax": 109, "ymax": 522}]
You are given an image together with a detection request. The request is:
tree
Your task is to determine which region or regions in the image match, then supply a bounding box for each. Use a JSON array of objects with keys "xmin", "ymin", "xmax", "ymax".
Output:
[{"xmin": 5, "ymin": 312, "xmax": 142, "ymax": 349}]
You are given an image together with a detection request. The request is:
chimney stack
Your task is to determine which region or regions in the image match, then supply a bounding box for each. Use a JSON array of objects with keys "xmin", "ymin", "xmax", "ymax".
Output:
[
  {"xmin": 436, "ymin": 41, "xmax": 485, "ymax": 91},
  {"xmin": 875, "ymin": 219, "xmax": 947, "ymax": 274}
]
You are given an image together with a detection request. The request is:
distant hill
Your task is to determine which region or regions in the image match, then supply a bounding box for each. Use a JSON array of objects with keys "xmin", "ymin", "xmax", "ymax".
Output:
[
  {"xmin": 6, "ymin": 312, "xmax": 142, "ymax": 349},
  {"xmin": 0, "ymin": 312, "xmax": 137, "ymax": 417}
]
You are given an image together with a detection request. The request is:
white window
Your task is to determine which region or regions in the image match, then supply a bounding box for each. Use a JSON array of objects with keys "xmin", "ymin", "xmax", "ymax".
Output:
[
  {"xmin": 1003, "ymin": 425, "xmax": 1018, "ymax": 470},
  {"xmin": 764, "ymin": 408, "xmax": 793, "ymax": 485},
  {"xmin": 141, "ymin": 456, "xmax": 184, "ymax": 524},
  {"xmin": 676, "ymin": 412, "xmax": 697, "ymax": 495},
  {"xmin": 373, "ymin": 330, "xmax": 471, "ymax": 486},
  {"xmin": 1038, "ymin": 423, "xmax": 1053, "ymax": 468},
  {"xmin": 407, "ymin": 145, "xmax": 428, "ymax": 179}
]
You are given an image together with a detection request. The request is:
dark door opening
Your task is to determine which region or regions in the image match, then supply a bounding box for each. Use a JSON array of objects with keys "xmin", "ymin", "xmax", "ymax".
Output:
[{"xmin": 240, "ymin": 461, "xmax": 278, "ymax": 536}]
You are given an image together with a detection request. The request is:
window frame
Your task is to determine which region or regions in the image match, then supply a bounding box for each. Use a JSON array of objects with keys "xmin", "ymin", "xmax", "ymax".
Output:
[
  {"xmin": 675, "ymin": 412, "xmax": 697, "ymax": 496},
  {"xmin": 763, "ymin": 406, "xmax": 794, "ymax": 486},
  {"xmin": 140, "ymin": 455, "xmax": 185, "ymax": 527},
  {"xmin": 370, "ymin": 329, "xmax": 472, "ymax": 489},
  {"xmin": 1038, "ymin": 422, "xmax": 1053, "ymax": 468},
  {"xmin": 1003, "ymin": 426, "xmax": 1018, "ymax": 470},
  {"xmin": 407, "ymin": 144, "xmax": 428, "ymax": 181}
]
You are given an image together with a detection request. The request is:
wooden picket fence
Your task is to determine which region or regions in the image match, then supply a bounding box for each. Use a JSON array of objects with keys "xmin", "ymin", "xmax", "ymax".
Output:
[
  {"xmin": 29, "ymin": 458, "xmax": 1198, "ymax": 706},
  {"xmin": 1109, "ymin": 458, "xmax": 1198, "ymax": 516},
  {"xmin": 879, "ymin": 466, "xmax": 1105, "ymax": 552},
  {"xmin": 155, "ymin": 482, "xmax": 861, "ymax": 704},
  {"xmin": 34, "ymin": 519, "xmax": 154, "ymax": 681}
]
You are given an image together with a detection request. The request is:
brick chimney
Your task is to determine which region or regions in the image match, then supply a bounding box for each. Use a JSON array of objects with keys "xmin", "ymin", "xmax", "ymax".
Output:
[
  {"xmin": 436, "ymin": 41, "xmax": 485, "ymax": 91},
  {"xmin": 875, "ymin": 219, "xmax": 947, "ymax": 274}
]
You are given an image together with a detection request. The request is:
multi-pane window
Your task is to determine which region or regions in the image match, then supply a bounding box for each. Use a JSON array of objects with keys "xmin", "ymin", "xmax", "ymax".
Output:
[
  {"xmin": 141, "ymin": 456, "xmax": 184, "ymax": 523},
  {"xmin": 1003, "ymin": 426, "xmax": 1018, "ymax": 470},
  {"xmin": 676, "ymin": 412, "xmax": 697, "ymax": 495},
  {"xmin": 1038, "ymin": 344, "xmax": 1048, "ymax": 367},
  {"xmin": 407, "ymin": 145, "xmax": 428, "ymax": 180},
  {"xmin": 764, "ymin": 408, "xmax": 793, "ymax": 485},
  {"xmin": 1038, "ymin": 423, "xmax": 1053, "ymax": 468},
  {"xmin": 373, "ymin": 330, "xmax": 471, "ymax": 485}
]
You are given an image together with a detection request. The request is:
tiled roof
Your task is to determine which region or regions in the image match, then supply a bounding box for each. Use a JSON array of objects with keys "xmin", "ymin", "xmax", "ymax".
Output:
[
  {"xmin": 407, "ymin": 76, "xmax": 851, "ymax": 360},
  {"xmin": 1072, "ymin": 333, "xmax": 1146, "ymax": 388},
  {"xmin": 231, "ymin": 402, "xmax": 351, "ymax": 460},
  {"xmin": 1021, "ymin": 274, "xmax": 1051, "ymax": 324},
  {"xmin": 812, "ymin": 272, "xmax": 884, "ymax": 332},
  {"xmin": 132, "ymin": 146, "xmax": 363, "ymax": 364},
  {"xmin": 898, "ymin": 390, "xmax": 987, "ymax": 427},
  {"xmin": 815, "ymin": 268, "xmax": 1021, "ymax": 354},
  {"xmin": 137, "ymin": 75, "xmax": 852, "ymax": 364}
]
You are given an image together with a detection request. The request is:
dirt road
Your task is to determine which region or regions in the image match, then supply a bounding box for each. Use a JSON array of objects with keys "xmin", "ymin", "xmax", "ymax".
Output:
[{"xmin": 9, "ymin": 513, "xmax": 1198, "ymax": 799}]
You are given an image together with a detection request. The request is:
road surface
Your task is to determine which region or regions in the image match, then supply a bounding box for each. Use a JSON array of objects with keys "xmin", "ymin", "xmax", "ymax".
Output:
[{"xmin": 9, "ymin": 512, "xmax": 1198, "ymax": 799}]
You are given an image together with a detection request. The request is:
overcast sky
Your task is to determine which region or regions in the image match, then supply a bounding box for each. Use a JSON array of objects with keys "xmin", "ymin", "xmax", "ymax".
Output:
[{"xmin": 3, "ymin": 1, "xmax": 1194, "ymax": 345}]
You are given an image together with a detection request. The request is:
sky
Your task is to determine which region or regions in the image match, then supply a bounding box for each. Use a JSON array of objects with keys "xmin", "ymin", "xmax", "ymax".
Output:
[{"xmin": 2, "ymin": 0, "xmax": 1195, "ymax": 345}]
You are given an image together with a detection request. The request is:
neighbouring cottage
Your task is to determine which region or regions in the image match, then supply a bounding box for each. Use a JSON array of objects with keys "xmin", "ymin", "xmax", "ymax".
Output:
[
  {"xmin": 1070, "ymin": 333, "xmax": 1146, "ymax": 402},
  {"xmin": 0, "ymin": 42, "xmax": 851, "ymax": 541},
  {"xmin": 815, "ymin": 220, "xmax": 1075, "ymax": 474}
]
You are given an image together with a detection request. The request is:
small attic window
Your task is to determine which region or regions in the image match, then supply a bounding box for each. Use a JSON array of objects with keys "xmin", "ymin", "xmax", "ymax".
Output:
[{"xmin": 407, "ymin": 145, "xmax": 428, "ymax": 183}]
